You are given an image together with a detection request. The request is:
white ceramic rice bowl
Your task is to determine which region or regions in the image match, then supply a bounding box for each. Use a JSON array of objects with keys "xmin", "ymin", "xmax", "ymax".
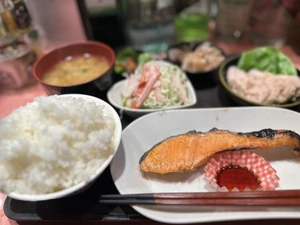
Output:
[{"xmin": 5, "ymin": 94, "xmax": 122, "ymax": 201}]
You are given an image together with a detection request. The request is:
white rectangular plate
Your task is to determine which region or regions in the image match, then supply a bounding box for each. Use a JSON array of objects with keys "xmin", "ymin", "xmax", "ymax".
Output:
[{"xmin": 110, "ymin": 107, "xmax": 300, "ymax": 224}]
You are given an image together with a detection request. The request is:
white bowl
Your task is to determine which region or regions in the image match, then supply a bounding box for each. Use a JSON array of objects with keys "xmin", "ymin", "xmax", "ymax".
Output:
[
  {"xmin": 7, "ymin": 94, "xmax": 122, "ymax": 202},
  {"xmin": 107, "ymin": 77, "xmax": 197, "ymax": 118}
]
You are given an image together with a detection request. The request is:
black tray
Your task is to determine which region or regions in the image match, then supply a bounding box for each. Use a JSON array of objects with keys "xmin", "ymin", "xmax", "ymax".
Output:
[{"xmin": 4, "ymin": 78, "xmax": 300, "ymax": 222}]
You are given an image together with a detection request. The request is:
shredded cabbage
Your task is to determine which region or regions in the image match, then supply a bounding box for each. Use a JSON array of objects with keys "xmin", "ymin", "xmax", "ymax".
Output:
[{"xmin": 121, "ymin": 61, "xmax": 190, "ymax": 109}]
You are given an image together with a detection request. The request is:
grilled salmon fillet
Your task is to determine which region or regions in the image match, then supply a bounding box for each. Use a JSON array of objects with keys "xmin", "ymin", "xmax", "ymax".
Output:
[{"xmin": 139, "ymin": 128, "xmax": 300, "ymax": 174}]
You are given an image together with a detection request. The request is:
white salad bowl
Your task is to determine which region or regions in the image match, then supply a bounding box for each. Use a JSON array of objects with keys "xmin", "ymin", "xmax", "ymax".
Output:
[
  {"xmin": 107, "ymin": 60, "xmax": 197, "ymax": 118},
  {"xmin": 6, "ymin": 94, "xmax": 122, "ymax": 202},
  {"xmin": 107, "ymin": 80, "xmax": 197, "ymax": 118}
]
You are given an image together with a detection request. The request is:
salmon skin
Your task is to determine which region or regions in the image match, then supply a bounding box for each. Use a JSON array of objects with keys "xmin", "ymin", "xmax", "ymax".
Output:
[{"xmin": 139, "ymin": 128, "xmax": 300, "ymax": 174}]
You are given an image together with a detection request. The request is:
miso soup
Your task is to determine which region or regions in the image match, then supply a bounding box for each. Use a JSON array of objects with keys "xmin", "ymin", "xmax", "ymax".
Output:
[{"xmin": 42, "ymin": 54, "xmax": 110, "ymax": 86}]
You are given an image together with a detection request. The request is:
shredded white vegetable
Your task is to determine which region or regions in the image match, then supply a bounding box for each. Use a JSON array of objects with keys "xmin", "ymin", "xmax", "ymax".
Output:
[{"xmin": 121, "ymin": 61, "xmax": 190, "ymax": 109}]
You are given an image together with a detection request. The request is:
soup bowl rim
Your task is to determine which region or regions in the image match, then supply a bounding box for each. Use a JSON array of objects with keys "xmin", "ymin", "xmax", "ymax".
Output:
[{"xmin": 33, "ymin": 41, "xmax": 115, "ymax": 88}]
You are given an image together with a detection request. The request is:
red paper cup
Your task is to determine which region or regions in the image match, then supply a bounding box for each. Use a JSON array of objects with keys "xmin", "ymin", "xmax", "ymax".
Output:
[{"xmin": 204, "ymin": 151, "xmax": 279, "ymax": 192}]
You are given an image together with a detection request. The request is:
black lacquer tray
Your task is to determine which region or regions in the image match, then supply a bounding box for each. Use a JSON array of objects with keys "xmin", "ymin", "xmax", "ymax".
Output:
[{"xmin": 4, "ymin": 72, "xmax": 300, "ymax": 222}]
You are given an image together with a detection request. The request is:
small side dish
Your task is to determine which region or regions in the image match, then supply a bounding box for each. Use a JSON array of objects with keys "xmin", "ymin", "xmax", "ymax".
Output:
[
  {"xmin": 168, "ymin": 42, "xmax": 225, "ymax": 73},
  {"xmin": 114, "ymin": 47, "xmax": 140, "ymax": 74},
  {"xmin": 224, "ymin": 47, "xmax": 300, "ymax": 106},
  {"xmin": 121, "ymin": 60, "xmax": 192, "ymax": 109},
  {"xmin": 114, "ymin": 47, "xmax": 166, "ymax": 75}
]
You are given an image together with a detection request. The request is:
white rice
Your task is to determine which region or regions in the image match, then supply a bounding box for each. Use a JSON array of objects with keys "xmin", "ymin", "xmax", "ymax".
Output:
[{"xmin": 0, "ymin": 95, "xmax": 115, "ymax": 195}]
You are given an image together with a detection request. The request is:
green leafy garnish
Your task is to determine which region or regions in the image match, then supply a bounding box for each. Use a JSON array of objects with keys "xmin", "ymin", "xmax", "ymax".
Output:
[
  {"xmin": 114, "ymin": 65, "xmax": 125, "ymax": 74},
  {"xmin": 116, "ymin": 47, "xmax": 138, "ymax": 62},
  {"xmin": 237, "ymin": 46, "xmax": 297, "ymax": 76},
  {"xmin": 122, "ymin": 97, "xmax": 127, "ymax": 107},
  {"xmin": 81, "ymin": 68, "xmax": 90, "ymax": 73},
  {"xmin": 140, "ymin": 104, "xmax": 152, "ymax": 109},
  {"xmin": 138, "ymin": 53, "xmax": 152, "ymax": 66}
]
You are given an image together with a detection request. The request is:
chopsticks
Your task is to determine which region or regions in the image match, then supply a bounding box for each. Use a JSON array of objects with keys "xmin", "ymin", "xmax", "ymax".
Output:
[{"xmin": 99, "ymin": 190, "xmax": 300, "ymax": 206}]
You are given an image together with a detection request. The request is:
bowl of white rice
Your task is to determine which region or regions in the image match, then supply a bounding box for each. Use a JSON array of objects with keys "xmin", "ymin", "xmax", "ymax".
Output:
[{"xmin": 0, "ymin": 94, "xmax": 122, "ymax": 201}]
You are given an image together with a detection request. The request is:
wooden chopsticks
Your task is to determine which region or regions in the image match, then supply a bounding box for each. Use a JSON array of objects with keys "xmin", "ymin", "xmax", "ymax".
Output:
[{"xmin": 99, "ymin": 190, "xmax": 300, "ymax": 206}]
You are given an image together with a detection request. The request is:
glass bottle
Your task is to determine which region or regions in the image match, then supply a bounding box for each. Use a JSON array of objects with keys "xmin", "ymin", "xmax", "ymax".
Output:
[
  {"xmin": 175, "ymin": 0, "xmax": 211, "ymax": 43},
  {"xmin": 116, "ymin": 0, "xmax": 176, "ymax": 54}
]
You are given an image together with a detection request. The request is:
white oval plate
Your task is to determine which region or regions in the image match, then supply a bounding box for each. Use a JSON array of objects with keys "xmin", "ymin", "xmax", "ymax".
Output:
[
  {"xmin": 111, "ymin": 107, "xmax": 300, "ymax": 224},
  {"xmin": 107, "ymin": 79, "xmax": 197, "ymax": 119},
  {"xmin": 7, "ymin": 94, "xmax": 122, "ymax": 201}
]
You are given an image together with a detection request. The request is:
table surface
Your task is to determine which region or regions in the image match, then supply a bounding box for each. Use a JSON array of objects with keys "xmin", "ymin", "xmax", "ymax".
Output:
[{"xmin": 2, "ymin": 42, "xmax": 300, "ymax": 225}]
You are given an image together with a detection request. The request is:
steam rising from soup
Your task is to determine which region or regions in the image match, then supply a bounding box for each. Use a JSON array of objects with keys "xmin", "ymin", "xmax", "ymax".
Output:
[{"xmin": 42, "ymin": 54, "xmax": 110, "ymax": 86}]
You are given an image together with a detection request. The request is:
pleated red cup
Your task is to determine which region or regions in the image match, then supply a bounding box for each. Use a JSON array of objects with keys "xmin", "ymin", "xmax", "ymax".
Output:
[{"xmin": 204, "ymin": 151, "xmax": 279, "ymax": 192}]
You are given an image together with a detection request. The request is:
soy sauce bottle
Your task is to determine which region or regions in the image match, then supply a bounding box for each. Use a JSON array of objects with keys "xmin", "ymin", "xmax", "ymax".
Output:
[
  {"xmin": 0, "ymin": 0, "xmax": 31, "ymax": 36},
  {"xmin": 0, "ymin": 0, "xmax": 17, "ymax": 34},
  {"xmin": 11, "ymin": 0, "xmax": 31, "ymax": 32},
  {"xmin": 0, "ymin": 14, "xmax": 8, "ymax": 37}
]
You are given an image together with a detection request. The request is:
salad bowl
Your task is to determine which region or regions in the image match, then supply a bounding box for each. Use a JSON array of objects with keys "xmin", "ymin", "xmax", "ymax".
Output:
[
  {"xmin": 107, "ymin": 61, "xmax": 197, "ymax": 118},
  {"xmin": 107, "ymin": 80, "xmax": 197, "ymax": 118}
]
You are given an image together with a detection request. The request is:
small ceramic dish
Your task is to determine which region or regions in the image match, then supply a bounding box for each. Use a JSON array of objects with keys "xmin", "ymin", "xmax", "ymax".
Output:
[
  {"xmin": 107, "ymin": 79, "xmax": 197, "ymax": 118},
  {"xmin": 219, "ymin": 56, "xmax": 300, "ymax": 108},
  {"xmin": 33, "ymin": 41, "xmax": 115, "ymax": 95},
  {"xmin": 166, "ymin": 41, "xmax": 226, "ymax": 87},
  {"xmin": 113, "ymin": 47, "xmax": 167, "ymax": 83}
]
